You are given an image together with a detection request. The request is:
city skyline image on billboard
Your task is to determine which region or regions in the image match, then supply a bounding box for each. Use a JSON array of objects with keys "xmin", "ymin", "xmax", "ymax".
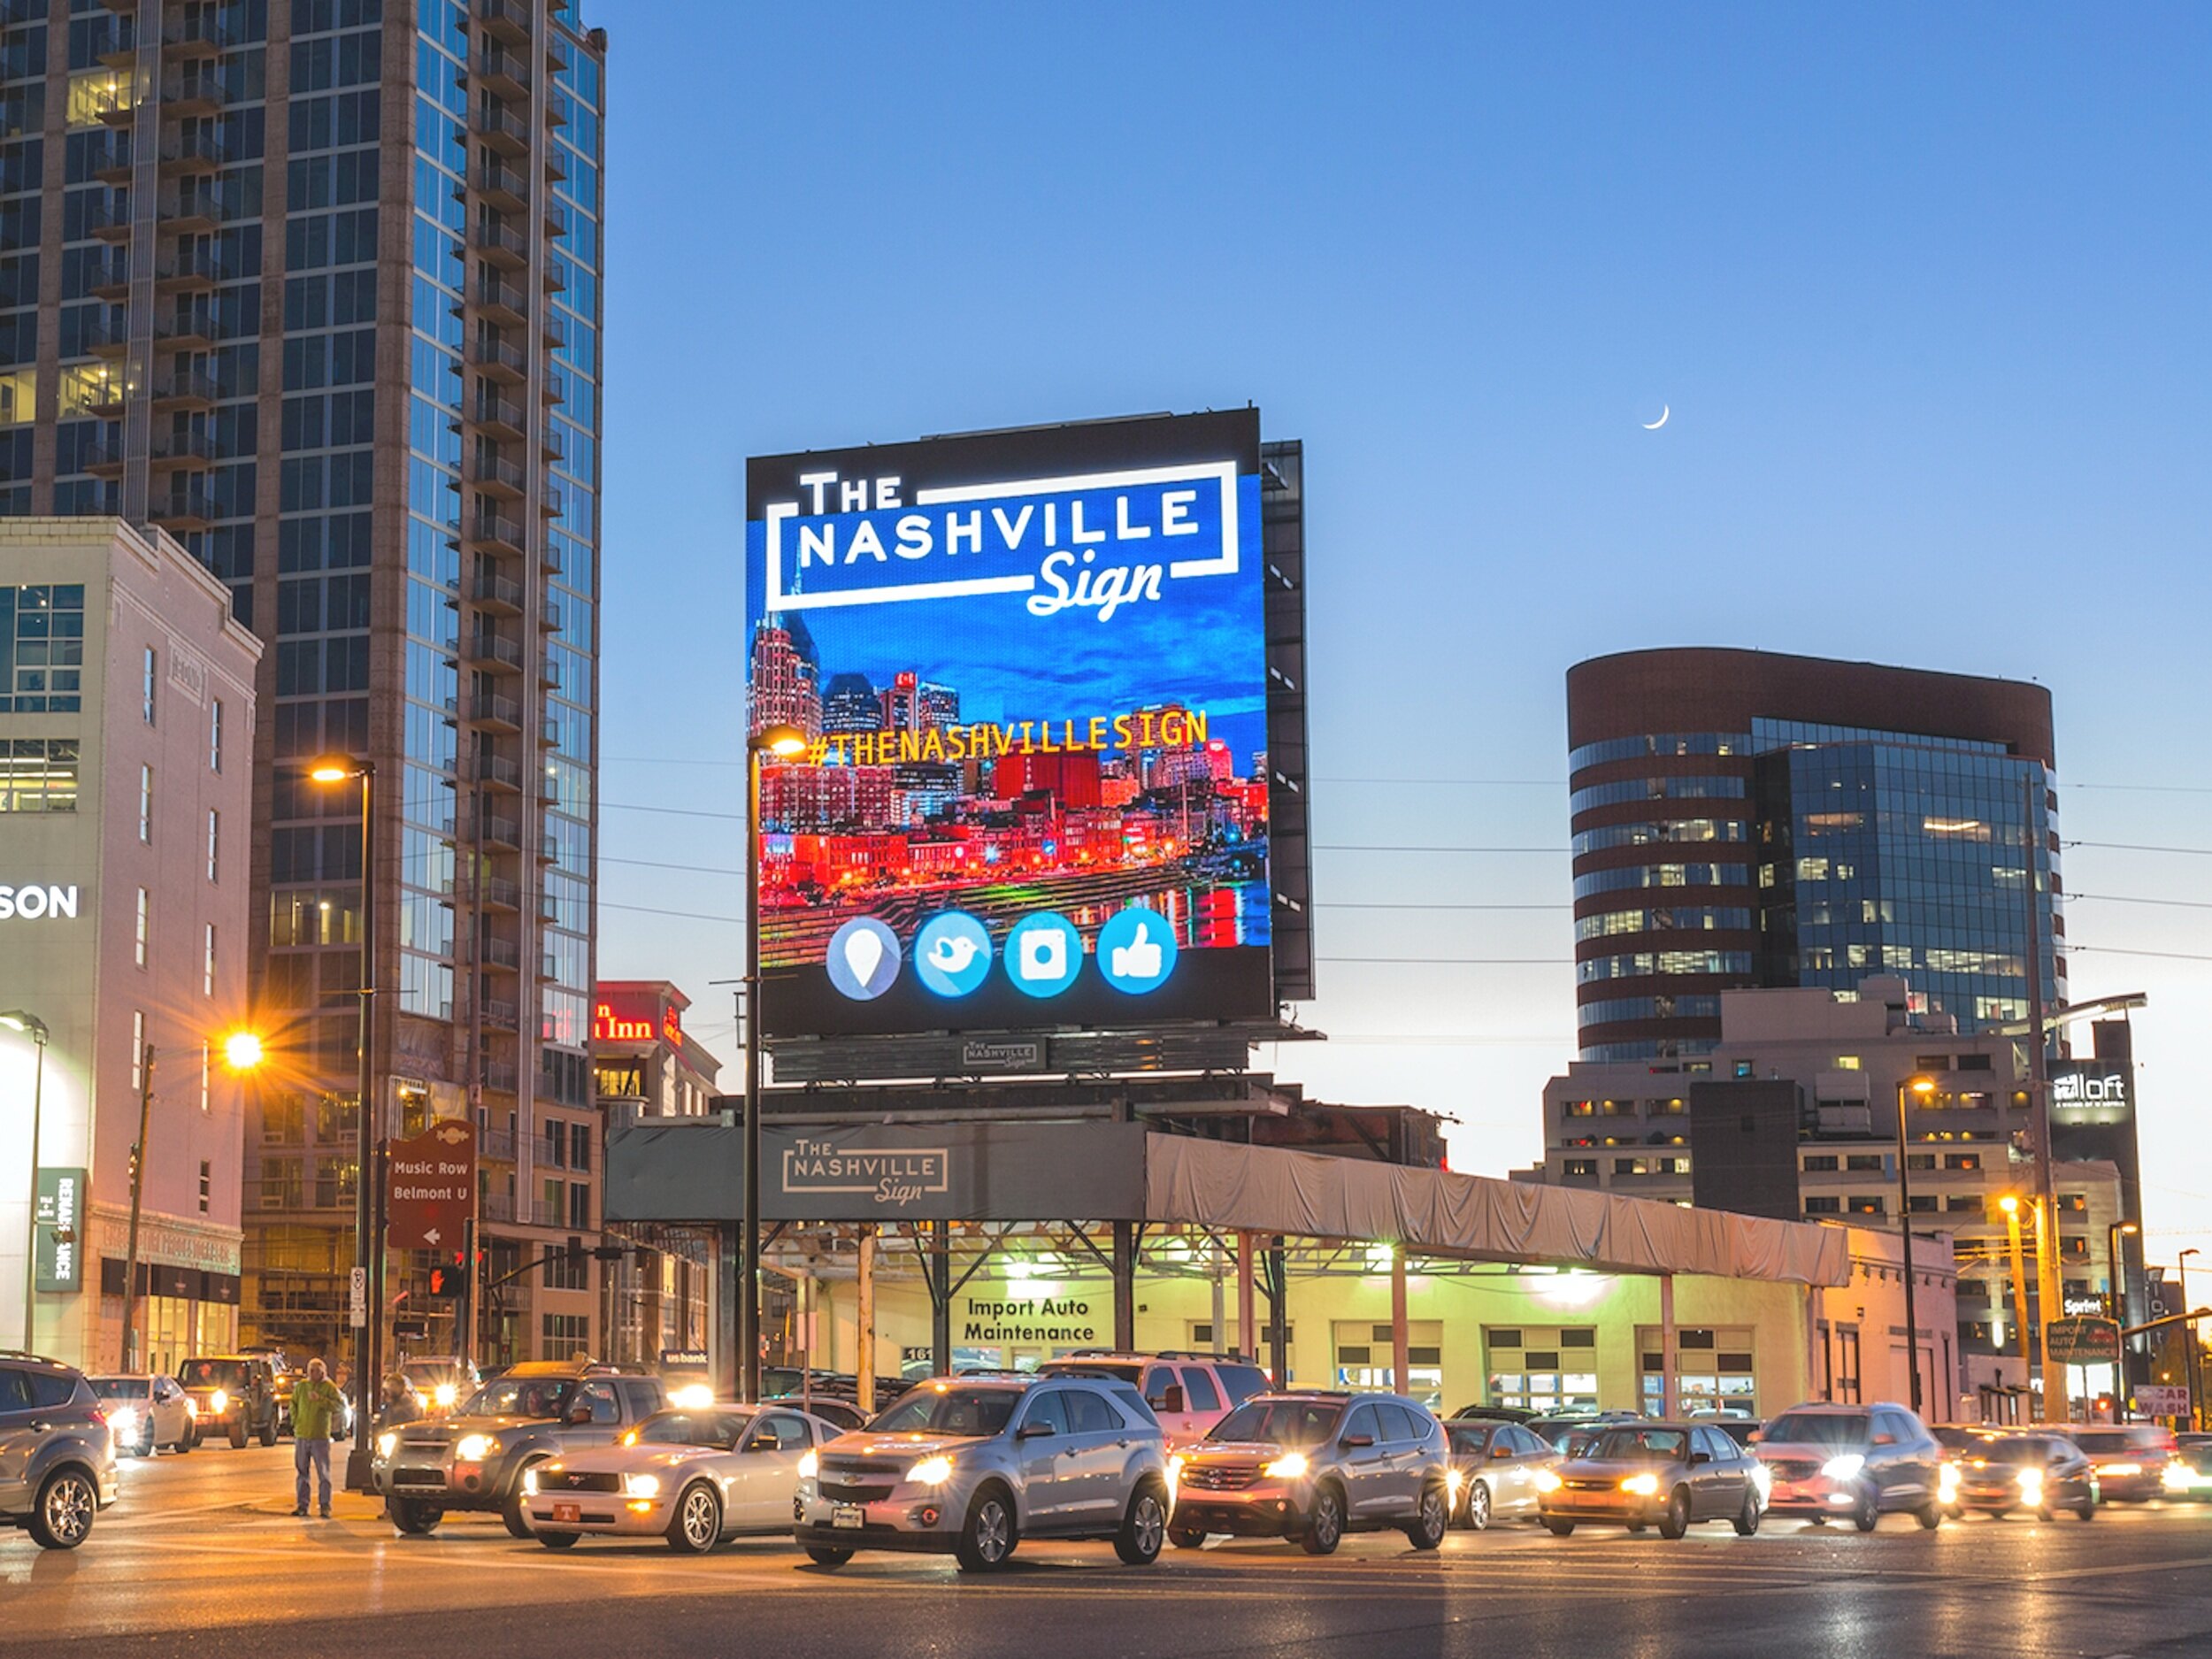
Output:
[{"xmin": 744, "ymin": 410, "xmax": 1273, "ymax": 1041}]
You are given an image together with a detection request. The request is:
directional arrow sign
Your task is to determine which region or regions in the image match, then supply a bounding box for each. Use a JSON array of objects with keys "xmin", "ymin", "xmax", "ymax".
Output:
[{"xmin": 387, "ymin": 1120, "xmax": 476, "ymax": 1252}]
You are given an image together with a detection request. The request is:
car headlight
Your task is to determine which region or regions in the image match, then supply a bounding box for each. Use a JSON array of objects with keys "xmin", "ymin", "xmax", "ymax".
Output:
[
  {"xmin": 907, "ymin": 1456, "xmax": 955, "ymax": 1486},
  {"xmin": 181, "ymin": 1397, "xmax": 196, "ymax": 1417},
  {"xmin": 376, "ymin": 1432, "xmax": 398, "ymax": 1459},
  {"xmin": 2100, "ymin": 1463, "xmax": 2140, "ymax": 1478},
  {"xmin": 2018, "ymin": 1469, "xmax": 2045, "ymax": 1496},
  {"xmin": 1168, "ymin": 1454, "xmax": 1185, "ymax": 1480},
  {"xmin": 1533, "ymin": 1469, "xmax": 1563, "ymax": 1493},
  {"xmin": 1750, "ymin": 1463, "xmax": 1773, "ymax": 1499},
  {"xmin": 456, "ymin": 1434, "xmax": 499, "ymax": 1461},
  {"xmin": 1261, "ymin": 1452, "xmax": 1309, "ymax": 1480},
  {"xmin": 210, "ymin": 1389, "xmax": 229, "ymax": 1415},
  {"xmin": 111, "ymin": 1409, "xmax": 139, "ymax": 1440},
  {"xmin": 1446, "ymin": 1468, "xmax": 1463, "ymax": 1498},
  {"xmin": 623, "ymin": 1474, "xmax": 661, "ymax": 1500},
  {"xmin": 671, "ymin": 1384, "xmax": 715, "ymax": 1410},
  {"xmin": 1936, "ymin": 1463, "xmax": 1960, "ymax": 1501},
  {"xmin": 522, "ymin": 1467, "xmax": 541, "ymax": 1496},
  {"xmin": 1620, "ymin": 1472, "xmax": 1660, "ymax": 1496},
  {"xmin": 2162, "ymin": 1463, "xmax": 2191, "ymax": 1491},
  {"xmin": 1822, "ymin": 1454, "xmax": 1866, "ymax": 1481},
  {"xmin": 434, "ymin": 1383, "xmax": 457, "ymax": 1409}
]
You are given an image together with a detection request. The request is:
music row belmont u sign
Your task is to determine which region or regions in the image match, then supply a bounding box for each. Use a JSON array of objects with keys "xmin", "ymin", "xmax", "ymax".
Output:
[{"xmin": 386, "ymin": 1120, "xmax": 476, "ymax": 1251}]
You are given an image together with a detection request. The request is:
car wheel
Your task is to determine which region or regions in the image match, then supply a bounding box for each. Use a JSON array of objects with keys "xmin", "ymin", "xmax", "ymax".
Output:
[
  {"xmin": 1168, "ymin": 1524, "xmax": 1209, "ymax": 1550},
  {"xmin": 538, "ymin": 1529, "xmax": 580, "ymax": 1550},
  {"xmin": 2076, "ymin": 1498, "xmax": 2097, "ymax": 1521},
  {"xmin": 1916, "ymin": 1502, "xmax": 1942, "ymax": 1530},
  {"xmin": 805, "ymin": 1545, "xmax": 854, "ymax": 1567},
  {"xmin": 135, "ymin": 1429, "xmax": 156, "ymax": 1459},
  {"xmin": 1657, "ymin": 1488, "xmax": 1692, "ymax": 1540},
  {"xmin": 1852, "ymin": 1493, "xmax": 1878, "ymax": 1533},
  {"xmin": 667, "ymin": 1481, "xmax": 722, "ymax": 1555},
  {"xmin": 1404, "ymin": 1481, "xmax": 1448, "ymax": 1550},
  {"xmin": 257, "ymin": 1417, "xmax": 277, "ymax": 1448},
  {"xmin": 1463, "ymin": 1479, "xmax": 1493, "ymax": 1532},
  {"xmin": 27, "ymin": 1467, "xmax": 97, "ymax": 1550},
  {"xmin": 1732, "ymin": 1493, "xmax": 1761, "ymax": 1537},
  {"xmin": 1299, "ymin": 1485, "xmax": 1346, "ymax": 1556},
  {"xmin": 1115, "ymin": 1479, "xmax": 1168, "ymax": 1565},
  {"xmin": 1626, "ymin": 1522, "xmax": 1649, "ymax": 1534},
  {"xmin": 1544, "ymin": 1518, "xmax": 1575, "ymax": 1536},
  {"xmin": 503, "ymin": 1464, "xmax": 546, "ymax": 1539},
  {"xmin": 228, "ymin": 1421, "xmax": 246, "ymax": 1449},
  {"xmin": 388, "ymin": 1495, "xmax": 444, "ymax": 1535},
  {"xmin": 954, "ymin": 1483, "xmax": 1018, "ymax": 1572},
  {"xmin": 172, "ymin": 1429, "xmax": 192, "ymax": 1455}
]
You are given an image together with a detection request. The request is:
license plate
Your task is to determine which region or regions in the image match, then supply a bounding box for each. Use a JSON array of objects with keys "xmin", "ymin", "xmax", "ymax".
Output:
[
  {"xmin": 553, "ymin": 1502, "xmax": 580, "ymax": 1525},
  {"xmin": 831, "ymin": 1504, "xmax": 864, "ymax": 1531}
]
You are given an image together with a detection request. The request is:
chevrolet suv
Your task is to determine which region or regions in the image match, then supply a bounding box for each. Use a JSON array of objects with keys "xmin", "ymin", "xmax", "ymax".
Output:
[
  {"xmin": 1036, "ymin": 1352, "xmax": 1272, "ymax": 1449},
  {"xmin": 373, "ymin": 1360, "xmax": 667, "ymax": 1537},
  {"xmin": 1169, "ymin": 1390, "xmax": 1451, "ymax": 1555},
  {"xmin": 1754, "ymin": 1402, "xmax": 1947, "ymax": 1531},
  {"xmin": 1, "ymin": 1353, "xmax": 119, "ymax": 1549},
  {"xmin": 795, "ymin": 1374, "xmax": 1171, "ymax": 1572}
]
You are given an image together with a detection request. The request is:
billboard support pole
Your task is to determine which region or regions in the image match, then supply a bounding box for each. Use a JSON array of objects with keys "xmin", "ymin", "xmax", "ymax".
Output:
[
  {"xmin": 1235, "ymin": 1233, "xmax": 1256, "ymax": 1363},
  {"xmin": 740, "ymin": 745, "xmax": 764, "ymax": 1405},
  {"xmin": 856, "ymin": 1225, "xmax": 876, "ymax": 1415},
  {"xmin": 1111, "ymin": 1222, "xmax": 1135, "ymax": 1352},
  {"xmin": 930, "ymin": 1221, "xmax": 950, "ymax": 1375}
]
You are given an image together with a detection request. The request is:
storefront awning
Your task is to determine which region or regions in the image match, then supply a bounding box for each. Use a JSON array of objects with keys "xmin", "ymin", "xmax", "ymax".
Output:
[{"xmin": 1144, "ymin": 1134, "xmax": 1852, "ymax": 1286}]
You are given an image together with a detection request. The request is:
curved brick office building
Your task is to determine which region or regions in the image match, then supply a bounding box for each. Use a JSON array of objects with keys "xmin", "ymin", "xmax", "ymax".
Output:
[{"xmin": 1565, "ymin": 649, "xmax": 2062, "ymax": 1063}]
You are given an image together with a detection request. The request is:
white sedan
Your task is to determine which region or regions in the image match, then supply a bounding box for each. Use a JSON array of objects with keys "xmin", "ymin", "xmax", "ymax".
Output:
[
  {"xmin": 524, "ymin": 1403, "xmax": 843, "ymax": 1553},
  {"xmin": 89, "ymin": 1374, "xmax": 197, "ymax": 1456}
]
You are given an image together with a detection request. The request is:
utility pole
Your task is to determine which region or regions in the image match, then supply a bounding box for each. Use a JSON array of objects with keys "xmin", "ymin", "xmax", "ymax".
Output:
[
  {"xmin": 2022, "ymin": 771, "xmax": 2060, "ymax": 1419},
  {"xmin": 116, "ymin": 1045, "xmax": 155, "ymax": 1371}
]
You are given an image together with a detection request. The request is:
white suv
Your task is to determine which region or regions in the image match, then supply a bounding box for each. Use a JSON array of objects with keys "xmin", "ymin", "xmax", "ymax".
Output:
[{"xmin": 1036, "ymin": 1353, "xmax": 1271, "ymax": 1449}]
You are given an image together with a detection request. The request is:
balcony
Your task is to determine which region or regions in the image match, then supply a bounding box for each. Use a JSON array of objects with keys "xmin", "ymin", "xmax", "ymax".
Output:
[
  {"xmin": 472, "ymin": 96, "xmax": 532, "ymax": 156},
  {"xmin": 464, "ymin": 690, "xmax": 522, "ymax": 732},
  {"xmin": 466, "ymin": 510, "xmax": 526, "ymax": 557},
  {"xmin": 540, "ymin": 483, "xmax": 564, "ymax": 521},
  {"xmin": 150, "ymin": 429, "xmax": 217, "ymax": 469},
  {"xmin": 482, "ymin": 1060, "xmax": 520, "ymax": 1095},
  {"xmin": 83, "ymin": 373, "xmax": 132, "ymax": 419},
  {"xmin": 469, "ymin": 449, "xmax": 525, "ymax": 497},
  {"xmin": 471, "ymin": 334, "xmax": 526, "ymax": 381},
  {"xmin": 95, "ymin": 28, "xmax": 137, "ymax": 71},
  {"xmin": 472, "ymin": 270, "xmax": 528, "ymax": 326},
  {"xmin": 482, "ymin": 998, "xmax": 519, "ymax": 1032},
  {"xmin": 152, "ymin": 366, "xmax": 217, "ymax": 408},
  {"xmin": 481, "ymin": 814, "xmax": 522, "ymax": 850},
  {"xmin": 474, "ymin": 752, "xmax": 523, "ymax": 793},
  {"xmin": 162, "ymin": 11, "xmax": 234, "ymax": 54},
  {"xmin": 82, "ymin": 312, "xmax": 133, "ymax": 358},
  {"xmin": 541, "ymin": 313, "xmax": 565, "ymax": 352},
  {"xmin": 480, "ymin": 934, "xmax": 522, "ymax": 972},
  {"xmin": 470, "ymin": 44, "xmax": 533, "ymax": 99},
  {"xmin": 544, "ymin": 148, "xmax": 566, "ymax": 187},
  {"xmin": 157, "ymin": 244, "xmax": 227, "ymax": 290},
  {"xmin": 465, "ymin": 630, "xmax": 525, "ymax": 673},
  {"xmin": 471, "ymin": 570, "xmax": 523, "ymax": 612},
  {"xmin": 468, "ymin": 384, "xmax": 526, "ymax": 438},
  {"xmin": 84, "ymin": 196, "xmax": 134, "ymax": 242},
  {"xmin": 542, "ymin": 199, "xmax": 567, "ymax": 240},
  {"xmin": 159, "ymin": 67, "xmax": 225, "ymax": 116},
  {"xmin": 470, "ymin": 217, "xmax": 529, "ymax": 269},
  {"xmin": 472, "ymin": 159, "xmax": 529, "ymax": 211},
  {"xmin": 150, "ymin": 484, "xmax": 215, "ymax": 532},
  {"xmin": 88, "ymin": 134, "xmax": 133, "ymax": 184},
  {"xmin": 478, "ymin": 0, "xmax": 532, "ymax": 45},
  {"xmin": 83, "ymin": 439, "xmax": 128, "ymax": 479},
  {"xmin": 478, "ymin": 877, "xmax": 521, "ymax": 911},
  {"xmin": 85, "ymin": 249, "xmax": 133, "ymax": 300},
  {"xmin": 157, "ymin": 305, "xmax": 217, "ymax": 349},
  {"xmin": 156, "ymin": 187, "xmax": 219, "ymax": 234},
  {"xmin": 158, "ymin": 127, "xmax": 225, "ymax": 173},
  {"xmin": 479, "ymin": 1126, "xmax": 518, "ymax": 1164}
]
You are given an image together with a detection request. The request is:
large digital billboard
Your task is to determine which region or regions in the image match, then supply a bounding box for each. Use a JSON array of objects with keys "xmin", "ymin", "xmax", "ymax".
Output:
[{"xmin": 745, "ymin": 411, "xmax": 1272, "ymax": 1041}]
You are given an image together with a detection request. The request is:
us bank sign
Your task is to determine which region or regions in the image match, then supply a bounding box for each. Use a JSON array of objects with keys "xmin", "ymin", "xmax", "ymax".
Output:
[
  {"xmin": 780, "ymin": 1140, "xmax": 949, "ymax": 1209},
  {"xmin": 0, "ymin": 882, "xmax": 80, "ymax": 920}
]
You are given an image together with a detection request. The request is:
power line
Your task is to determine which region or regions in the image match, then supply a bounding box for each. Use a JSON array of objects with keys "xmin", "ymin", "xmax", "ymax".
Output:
[
  {"xmin": 1313, "ymin": 844, "xmax": 1564, "ymax": 854},
  {"xmin": 1317, "ymin": 902, "xmax": 1567, "ymax": 911},
  {"xmin": 2070, "ymin": 893, "xmax": 2212, "ymax": 910},
  {"xmin": 1317, "ymin": 956, "xmax": 1573, "ymax": 966},
  {"xmin": 602, "ymin": 900, "xmax": 741, "ymax": 924},
  {"xmin": 603, "ymin": 855, "xmax": 743, "ymax": 876},
  {"xmin": 2068, "ymin": 945, "xmax": 2212, "ymax": 964},
  {"xmin": 2067, "ymin": 841, "xmax": 2212, "ymax": 857},
  {"xmin": 604, "ymin": 801, "xmax": 745, "ymax": 821}
]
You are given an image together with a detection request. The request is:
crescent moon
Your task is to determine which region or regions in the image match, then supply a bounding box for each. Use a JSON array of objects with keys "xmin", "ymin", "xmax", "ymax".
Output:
[{"xmin": 1642, "ymin": 405, "xmax": 1670, "ymax": 430}]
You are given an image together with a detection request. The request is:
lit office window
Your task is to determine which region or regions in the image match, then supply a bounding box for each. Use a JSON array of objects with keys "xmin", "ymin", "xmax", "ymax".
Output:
[
  {"xmin": 204, "ymin": 924, "xmax": 217, "ymax": 995},
  {"xmin": 207, "ymin": 810, "xmax": 220, "ymax": 882},
  {"xmin": 142, "ymin": 646, "xmax": 157, "ymax": 725},
  {"xmin": 134, "ymin": 888, "xmax": 149, "ymax": 966},
  {"xmin": 138, "ymin": 764, "xmax": 153, "ymax": 841},
  {"xmin": 131, "ymin": 1012, "xmax": 145, "ymax": 1087},
  {"xmin": 210, "ymin": 699, "xmax": 225, "ymax": 772}
]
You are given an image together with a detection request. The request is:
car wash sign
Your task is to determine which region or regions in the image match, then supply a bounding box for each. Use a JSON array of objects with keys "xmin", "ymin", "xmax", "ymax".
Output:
[{"xmin": 35, "ymin": 1167, "xmax": 85, "ymax": 1291}]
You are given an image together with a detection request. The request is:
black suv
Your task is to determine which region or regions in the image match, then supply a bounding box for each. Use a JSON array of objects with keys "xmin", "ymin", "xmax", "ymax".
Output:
[
  {"xmin": 176, "ymin": 1355, "xmax": 286, "ymax": 1448},
  {"xmin": 373, "ymin": 1359, "xmax": 667, "ymax": 1537},
  {"xmin": 1, "ymin": 1352, "xmax": 119, "ymax": 1549}
]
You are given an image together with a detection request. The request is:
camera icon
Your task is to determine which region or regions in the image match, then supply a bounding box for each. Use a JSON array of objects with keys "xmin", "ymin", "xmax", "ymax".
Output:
[{"xmin": 1005, "ymin": 913, "xmax": 1080, "ymax": 997}]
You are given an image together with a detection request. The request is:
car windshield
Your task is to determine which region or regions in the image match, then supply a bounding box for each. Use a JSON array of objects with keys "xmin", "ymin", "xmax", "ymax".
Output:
[
  {"xmin": 1210, "ymin": 1399, "xmax": 1345, "ymax": 1448},
  {"xmin": 1977, "ymin": 1439, "xmax": 2051, "ymax": 1465},
  {"xmin": 634, "ymin": 1410, "xmax": 750, "ymax": 1448},
  {"xmin": 403, "ymin": 1363, "xmax": 460, "ymax": 1383},
  {"xmin": 1448, "ymin": 1425, "xmax": 1499, "ymax": 1455},
  {"xmin": 465, "ymin": 1378, "xmax": 576, "ymax": 1419},
  {"xmin": 89, "ymin": 1378, "xmax": 147, "ymax": 1401},
  {"xmin": 2072, "ymin": 1432, "xmax": 2132, "ymax": 1455},
  {"xmin": 866, "ymin": 1387, "xmax": 1018, "ymax": 1438},
  {"xmin": 1763, "ymin": 1412, "xmax": 1869, "ymax": 1448},
  {"xmin": 1587, "ymin": 1428, "xmax": 1689, "ymax": 1462},
  {"xmin": 178, "ymin": 1360, "xmax": 250, "ymax": 1390}
]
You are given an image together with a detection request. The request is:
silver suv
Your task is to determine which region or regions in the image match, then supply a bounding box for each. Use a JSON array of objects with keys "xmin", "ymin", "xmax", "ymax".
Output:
[
  {"xmin": 1754, "ymin": 1402, "xmax": 1947, "ymax": 1531},
  {"xmin": 795, "ymin": 1374, "xmax": 1171, "ymax": 1572},
  {"xmin": 1, "ymin": 1353, "xmax": 119, "ymax": 1549}
]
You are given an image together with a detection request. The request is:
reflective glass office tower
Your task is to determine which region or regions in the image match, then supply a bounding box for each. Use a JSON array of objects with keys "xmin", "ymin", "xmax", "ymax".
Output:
[
  {"xmin": 1566, "ymin": 649, "xmax": 2062, "ymax": 1064},
  {"xmin": 2, "ymin": 0, "xmax": 606, "ymax": 1363}
]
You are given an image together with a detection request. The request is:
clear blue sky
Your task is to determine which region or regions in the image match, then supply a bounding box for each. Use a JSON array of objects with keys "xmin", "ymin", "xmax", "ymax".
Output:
[{"xmin": 590, "ymin": 4, "xmax": 2212, "ymax": 1249}]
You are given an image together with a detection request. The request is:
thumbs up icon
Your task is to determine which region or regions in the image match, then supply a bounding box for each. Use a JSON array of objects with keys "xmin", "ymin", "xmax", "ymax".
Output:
[{"xmin": 1110, "ymin": 921, "xmax": 1162, "ymax": 980}]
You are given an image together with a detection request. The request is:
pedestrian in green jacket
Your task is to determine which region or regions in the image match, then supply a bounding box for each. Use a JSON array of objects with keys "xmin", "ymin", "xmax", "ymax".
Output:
[{"xmin": 291, "ymin": 1358, "xmax": 345, "ymax": 1518}]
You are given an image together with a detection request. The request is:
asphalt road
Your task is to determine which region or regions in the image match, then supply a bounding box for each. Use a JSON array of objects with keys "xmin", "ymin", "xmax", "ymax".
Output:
[{"xmin": 9, "ymin": 1444, "xmax": 2212, "ymax": 1658}]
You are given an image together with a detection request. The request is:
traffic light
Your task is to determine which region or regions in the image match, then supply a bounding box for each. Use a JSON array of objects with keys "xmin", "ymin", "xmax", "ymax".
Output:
[{"xmin": 426, "ymin": 1250, "xmax": 466, "ymax": 1299}]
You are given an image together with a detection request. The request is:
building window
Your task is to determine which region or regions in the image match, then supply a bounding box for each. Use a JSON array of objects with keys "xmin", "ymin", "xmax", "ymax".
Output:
[
  {"xmin": 569, "ymin": 1123, "xmax": 590, "ymax": 1172},
  {"xmin": 0, "ymin": 585, "xmax": 88, "ymax": 713},
  {"xmin": 1846, "ymin": 1154, "xmax": 1883, "ymax": 1171},
  {"xmin": 1641, "ymin": 1326, "xmax": 1756, "ymax": 1417},
  {"xmin": 260, "ymin": 1158, "xmax": 304, "ymax": 1210},
  {"xmin": 541, "ymin": 1314, "xmax": 590, "ymax": 1360},
  {"xmin": 142, "ymin": 645, "xmax": 157, "ymax": 725},
  {"xmin": 1805, "ymin": 1196, "xmax": 1841, "ymax": 1215},
  {"xmin": 1563, "ymin": 1158, "xmax": 1597, "ymax": 1178},
  {"xmin": 210, "ymin": 699, "xmax": 225, "ymax": 772},
  {"xmin": 314, "ymin": 1156, "xmax": 357, "ymax": 1210},
  {"xmin": 1848, "ymin": 1195, "xmax": 1886, "ymax": 1216},
  {"xmin": 545, "ymin": 1243, "xmax": 588, "ymax": 1291},
  {"xmin": 207, "ymin": 810, "xmax": 221, "ymax": 882},
  {"xmin": 1483, "ymin": 1326, "xmax": 1598, "ymax": 1415},
  {"xmin": 139, "ymin": 764, "xmax": 154, "ymax": 841},
  {"xmin": 204, "ymin": 924, "xmax": 217, "ymax": 995},
  {"xmin": 131, "ymin": 1012, "xmax": 145, "ymax": 1088},
  {"xmin": 198, "ymin": 1160, "xmax": 211, "ymax": 1215},
  {"xmin": 568, "ymin": 1182, "xmax": 591, "ymax": 1230},
  {"xmin": 1944, "ymin": 1153, "xmax": 1980, "ymax": 1171},
  {"xmin": 0, "ymin": 739, "xmax": 81, "ymax": 812},
  {"xmin": 134, "ymin": 887, "xmax": 149, "ymax": 966},
  {"xmin": 543, "ymin": 1121, "xmax": 566, "ymax": 1169},
  {"xmin": 1803, "ymin": 1156, "xmax": 1839, "ymax": 1172}
]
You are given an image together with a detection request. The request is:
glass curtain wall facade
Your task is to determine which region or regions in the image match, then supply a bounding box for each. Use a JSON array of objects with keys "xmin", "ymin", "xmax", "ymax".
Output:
[
  {"xmin": 1565, "ymin": 651, "xmax": 2062, "ymax": 1064},
  {"xmin": 4, "ymin": 0, "xmax": 604, "ymax": 1365}
]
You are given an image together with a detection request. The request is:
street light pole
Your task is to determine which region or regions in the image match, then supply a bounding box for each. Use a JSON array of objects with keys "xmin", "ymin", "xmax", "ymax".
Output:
[
  {"xmin": 116, "ymin": 1045, "xmax": 155, "ymax": 1371},
  {"xmin": 740, "ymin": 725, "xmax": 806, "ymax": 1407},
  {"xmin": 1894, "ymin": 1075, "xmax": 1936, "ymax": 1414},
  {"xmin": 2183, "ymin": 1250, "xmax": 2202, "ymax": 1432},
  {"xmin": 2, "ymin": 1011, "xmax": 49, "ymax": 1355},
  {"xmin": 2108, "ymin": 1220, "xmax": 2139, "ymax": 1421},
  {"xmin": 311, "ymin": 757, "xmax": 378, "ymax": 1486}
]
